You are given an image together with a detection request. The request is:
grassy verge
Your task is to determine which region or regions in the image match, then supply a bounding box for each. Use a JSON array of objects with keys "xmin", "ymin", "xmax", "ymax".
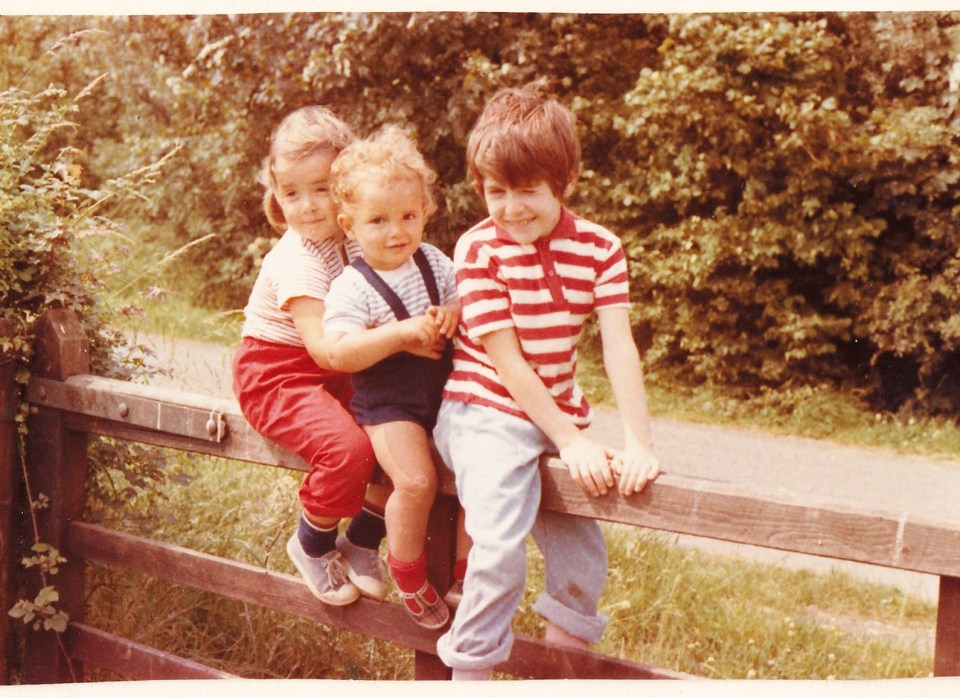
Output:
[{"xmin": 577, "ymin": 350, "xmax": 960, "ymax": 462}]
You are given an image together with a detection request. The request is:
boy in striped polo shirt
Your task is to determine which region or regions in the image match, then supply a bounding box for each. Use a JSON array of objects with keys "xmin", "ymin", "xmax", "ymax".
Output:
[{"xmin": 433, "ymin": 81, "xmax": 660, "ymax": 680}]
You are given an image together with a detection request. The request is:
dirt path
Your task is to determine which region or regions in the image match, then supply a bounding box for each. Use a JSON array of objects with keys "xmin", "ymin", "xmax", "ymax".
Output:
[{"xmin": 132, "ymin": 331, "xmax": 955, "ymax": 608}]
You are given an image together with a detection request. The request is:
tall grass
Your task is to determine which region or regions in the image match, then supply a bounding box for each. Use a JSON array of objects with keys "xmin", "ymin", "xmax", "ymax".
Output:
[
  {"xmin": 85, "ymin": 454, "xmax": 413, "ymax": 680},
  {"xmin": 85, "ymin": 450, "xmax": 935, "ymax": 681}
]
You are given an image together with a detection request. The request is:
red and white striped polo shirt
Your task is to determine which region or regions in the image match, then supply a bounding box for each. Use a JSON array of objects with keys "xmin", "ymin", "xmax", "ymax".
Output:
[{"xmin": 443, "ymin": 208, "xmax": 631, "ymax": 426}]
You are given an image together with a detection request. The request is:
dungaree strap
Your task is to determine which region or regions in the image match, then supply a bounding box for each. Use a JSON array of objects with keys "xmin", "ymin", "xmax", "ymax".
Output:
[
  {"xmin": 412, "ymin": 247, "xmax": 441, "ymax": 307},
  {"xmin": 351, "ymin": 247, "xmax": 440, "ymax": 321}
]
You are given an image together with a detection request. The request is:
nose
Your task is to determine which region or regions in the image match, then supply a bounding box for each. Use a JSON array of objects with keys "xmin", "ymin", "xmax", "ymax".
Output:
[
  {"xmin": 503, "ymin": 191, "xmax": 524, "ymax": 214},
  {"xmin": 386, "ymin": 222, "xmax": 407, "ymax": 243},
  {"xmin": 302, "ymin": 194, "xmax": 320, "ymax": 213}
]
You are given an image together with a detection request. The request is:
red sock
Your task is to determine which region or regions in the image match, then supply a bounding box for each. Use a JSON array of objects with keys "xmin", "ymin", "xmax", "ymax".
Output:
[
  {"xmin": 387, "ymin": 552, "xmax": 428, "ymax": 594},
  {"xmin": 453, "ymin": 558, "xmax": 468, "ymax": 582}
]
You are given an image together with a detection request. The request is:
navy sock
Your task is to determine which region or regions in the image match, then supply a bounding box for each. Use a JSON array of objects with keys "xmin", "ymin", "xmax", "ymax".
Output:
[
  {"xmin": 297, "ymin": 515, "xmax": 338, "ymax": 558},
  {"xmin": 345, "ymin": 508, "xmax": 386, "ymax": 550}
]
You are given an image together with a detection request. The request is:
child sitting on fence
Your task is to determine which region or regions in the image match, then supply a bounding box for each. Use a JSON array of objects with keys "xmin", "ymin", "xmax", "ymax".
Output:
[
  {"xmin": 232, "ymin": 106, "xmax": 390, "ymax": 608},
  {"xmin": 322, "ymin": 125, "xmax": 463, "ymax": 629},
  {"xmin": 433, "ymin": 80, "xmax": 661, "ymax": 679}
]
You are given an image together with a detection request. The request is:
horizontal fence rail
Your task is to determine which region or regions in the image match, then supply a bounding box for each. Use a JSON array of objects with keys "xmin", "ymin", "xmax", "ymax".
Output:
[{"xmin": 27, "ymin": 373, "xmax": 960, "ymax": 579}]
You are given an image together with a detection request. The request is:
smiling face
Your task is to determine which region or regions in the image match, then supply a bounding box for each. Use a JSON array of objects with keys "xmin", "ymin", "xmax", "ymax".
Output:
[
  {"xmin": 273, "ymin": 148, "xmax": 341, "ymax": 242},
  {"xmin": 481, "ymin": 177, "xmax": 567, "ymax": 245},
  {"xmin": 338, "ymin": 176, "xmax": 427, "ymax": 271}
]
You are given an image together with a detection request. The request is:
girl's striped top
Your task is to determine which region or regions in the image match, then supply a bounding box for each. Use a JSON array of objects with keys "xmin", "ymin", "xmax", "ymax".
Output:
[{"xmin": 241, "ymin": 229, "xmax": 362, "ymax": 346}]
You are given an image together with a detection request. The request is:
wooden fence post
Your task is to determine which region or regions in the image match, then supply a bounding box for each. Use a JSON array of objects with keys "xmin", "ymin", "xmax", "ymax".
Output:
[
  {"xmin": 22, "ymin": 309, "xmax": 90, "ymax": 683},
  {"xmin": 1, "ymin": 319, "xmax": 19, "ymax": 684},
  {"xmin": 935, "ymin": 575, "xmax": 960, "ymax": 676}
]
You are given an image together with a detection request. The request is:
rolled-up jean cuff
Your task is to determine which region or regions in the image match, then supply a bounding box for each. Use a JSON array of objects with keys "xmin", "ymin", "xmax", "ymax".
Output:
[
  {"xmin": 436, "ymin": 628, "xmax": 514, "ymax": 671},
  {"xmin": 533, "ymin": 592, "xmax": 608, "ymax": 645}
]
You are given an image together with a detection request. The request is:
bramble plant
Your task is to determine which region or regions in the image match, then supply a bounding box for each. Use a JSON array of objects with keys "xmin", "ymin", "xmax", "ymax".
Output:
[{"xmin": 2, "ymin": 30, "xmax": 180, "ymax": 678}]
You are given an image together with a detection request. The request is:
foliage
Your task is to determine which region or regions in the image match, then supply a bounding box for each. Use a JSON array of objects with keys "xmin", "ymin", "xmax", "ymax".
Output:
[
  {"xmin": 3, "ymin": 12, "xmax": 959, "ymax": 412},
  {"xmin": 9, "ymin": 585, "xmax": 68, "ymax": 634},
  {"xmin": 598, "ymin": 13, "xmax": 960, "ymax": 410},
  {"xmin": 1, "ymin": 28, "xmax": 177, "ymax": 672}
]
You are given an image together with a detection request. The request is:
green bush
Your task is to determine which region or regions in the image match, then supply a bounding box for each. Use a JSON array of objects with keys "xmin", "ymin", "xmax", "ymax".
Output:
[
  {"xmin": 578, "ymin": 13, "xmax": 960, "ymax": 409},
  {"xmin": 1, "ymin": 36, "xmax": 179, "ymax": 673},
  {"xmin": 4, "ymin": 13, "xmax": 960, "ymax": 411}
]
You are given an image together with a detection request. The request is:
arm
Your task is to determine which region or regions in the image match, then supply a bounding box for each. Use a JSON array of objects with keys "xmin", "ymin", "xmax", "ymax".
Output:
[
  {"xmin": 289, "ymin": 296, "xmax": 334, "ymax": 370},
  {"xmin": 597, "ymin": 306, "xmax": 660, "ymax": 495},
  {"xmin": 325, "ymin": 314, "xmax": 441, "ymax": 372},
  {"xmin": 480, "ymin": 327, "xmax": 616, "ymax": 498}
]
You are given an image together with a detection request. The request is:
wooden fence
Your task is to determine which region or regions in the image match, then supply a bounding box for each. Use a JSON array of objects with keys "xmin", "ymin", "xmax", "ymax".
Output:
[{"xmin": 3, "ymin": 308, "xmax": 960, "ymax": 682}]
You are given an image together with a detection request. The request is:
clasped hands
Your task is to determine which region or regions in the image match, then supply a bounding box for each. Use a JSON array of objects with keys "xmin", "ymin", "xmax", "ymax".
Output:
[
  {"xmin": 559, "ymin": 433, "xmax": 659, "ymax": 498},
  {"xmin": 397, "ymin": 306, "xmax": 458, "ymax": 359}
]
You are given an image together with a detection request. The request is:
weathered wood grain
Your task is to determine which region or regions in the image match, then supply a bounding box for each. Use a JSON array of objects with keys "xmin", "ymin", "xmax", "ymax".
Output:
[
  {"xmin": 68, "ymin": 521, "xmax": 684, "ymax": 680},
  {"xmin": 68, "ymin": 623, "xmax": 236, "ymax": 680},
  {"xmin": 0, "ymin": 321, "xmax": 17, "ymax": 684}
]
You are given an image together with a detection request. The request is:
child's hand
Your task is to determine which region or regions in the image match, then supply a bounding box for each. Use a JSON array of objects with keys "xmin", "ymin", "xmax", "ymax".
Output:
[
  {"xmin": 397, "ymin": 314, "xmax": 440, "ymax": 349},
  {"xmin": 611, "ymin": 444, "xmax": 659, "ymax": 496},
  {"xmin": 558, "ymin": 433, "xmax": 616, "ymax": 498},
  {"xmin": 428, "ymin": 305, "xmax": 460, "ymax": 339}
]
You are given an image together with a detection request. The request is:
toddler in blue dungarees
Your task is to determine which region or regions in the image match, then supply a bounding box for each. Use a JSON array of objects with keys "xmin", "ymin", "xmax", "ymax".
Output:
[{"xmin": 322, "ymin": 125, "xmax": 462, "ymax": 629}]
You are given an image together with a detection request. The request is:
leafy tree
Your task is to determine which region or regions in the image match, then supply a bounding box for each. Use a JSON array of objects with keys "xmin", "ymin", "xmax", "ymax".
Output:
[{"xmin": 4, "ymin": 12, "xmax": 960, "ymax": 411}]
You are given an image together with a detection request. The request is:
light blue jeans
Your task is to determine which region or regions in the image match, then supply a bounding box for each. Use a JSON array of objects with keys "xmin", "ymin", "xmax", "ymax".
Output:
[{"xmin": 433, "ymin": 400, "xmax": 609, "ymax": 670}]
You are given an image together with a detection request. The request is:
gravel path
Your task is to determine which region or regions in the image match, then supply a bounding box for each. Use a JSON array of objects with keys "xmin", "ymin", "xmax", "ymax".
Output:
[{"xmin": 132, "ymin": 332, "xmax": 960, "ymax": 605}]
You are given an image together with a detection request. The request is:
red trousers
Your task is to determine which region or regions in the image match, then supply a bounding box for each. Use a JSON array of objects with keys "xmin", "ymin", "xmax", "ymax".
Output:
[{"xmin": 232, "ymin": 337, "xmax": 377, "ymax": 519}]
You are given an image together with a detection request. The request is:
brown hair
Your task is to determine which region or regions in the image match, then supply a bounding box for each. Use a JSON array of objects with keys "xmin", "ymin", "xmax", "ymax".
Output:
[
  {"xmin": 466, "ymin": 79, "xmax": 580, "ymax": 200},
  {"xmin": 259, "ymin": 106, "xmax": 355, "ymax": 232},
  {"xmin": 330, "ymin": 124, "xmax": 437, "ymax": 224}
]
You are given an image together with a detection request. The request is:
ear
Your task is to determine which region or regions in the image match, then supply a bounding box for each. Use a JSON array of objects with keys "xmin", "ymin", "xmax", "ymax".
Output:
[
  {"xmin": 337, "ymin": 213, "xmax": 355, "ymax": 239},
  {"xmin": 562, "ymin": 170, "xmax": 578, "ymax": 200}
]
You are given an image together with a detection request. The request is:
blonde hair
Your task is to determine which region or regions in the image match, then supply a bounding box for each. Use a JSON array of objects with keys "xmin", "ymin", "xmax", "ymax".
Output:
[
  {"xmin": 466, "ymin": 79, "xmax": 580, "ymax": 199},
  {"xmin": 259, "ymin": 106, "xmax": 355, "ymax": 233},
  {"xmin": 330, "ymin": 124, "xmax": 437, "ymax": 224}
]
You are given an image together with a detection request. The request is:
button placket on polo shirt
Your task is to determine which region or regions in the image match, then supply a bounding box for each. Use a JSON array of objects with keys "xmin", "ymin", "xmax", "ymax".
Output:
[{"xmin": 536, "ymin": 237, "xmax": 568, "ymax": 311}]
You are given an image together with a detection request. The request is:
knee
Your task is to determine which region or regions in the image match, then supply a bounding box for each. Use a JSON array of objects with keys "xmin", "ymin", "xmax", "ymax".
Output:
[
  {"xmin": 308, "ymin": 429, "xmax": 377, "ymax": 477},
  {"xmin": 391, "ymin": 466, "xmax": 437, "ymax": 504}
]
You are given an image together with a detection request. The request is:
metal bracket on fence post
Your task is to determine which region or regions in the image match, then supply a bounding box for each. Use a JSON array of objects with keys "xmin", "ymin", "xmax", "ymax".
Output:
[{"xmin": 205, "ymin": 410, "xmax": 226, "ymax": 443}]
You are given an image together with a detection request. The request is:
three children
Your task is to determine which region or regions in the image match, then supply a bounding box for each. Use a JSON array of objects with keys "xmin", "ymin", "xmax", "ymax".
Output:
[{"xmin": 236, "ymin": 80, "xmax": 659, "ymax": 668}]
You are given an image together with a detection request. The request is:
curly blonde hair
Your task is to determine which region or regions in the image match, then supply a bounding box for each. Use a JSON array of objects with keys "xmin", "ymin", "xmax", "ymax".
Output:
[
  {"xmin": 259, "ymin": 106, "xmax": 355, "ymax": 233},
  {"xmin": 330, "ymin": 124, "xmax": 437, "ymax": 225}
]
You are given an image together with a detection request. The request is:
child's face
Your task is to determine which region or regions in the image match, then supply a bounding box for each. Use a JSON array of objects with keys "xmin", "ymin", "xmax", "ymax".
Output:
[
  {"xmin": 481, "ymin": 178, "xmax": 564, "ymax": 245},
  {"xmin": 339, "ymin": 177, "xmax": 427, "ymax": 271},
  {"xmin": 273, "ymin": 149, "xmax": 341, "ymax": 242}
]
